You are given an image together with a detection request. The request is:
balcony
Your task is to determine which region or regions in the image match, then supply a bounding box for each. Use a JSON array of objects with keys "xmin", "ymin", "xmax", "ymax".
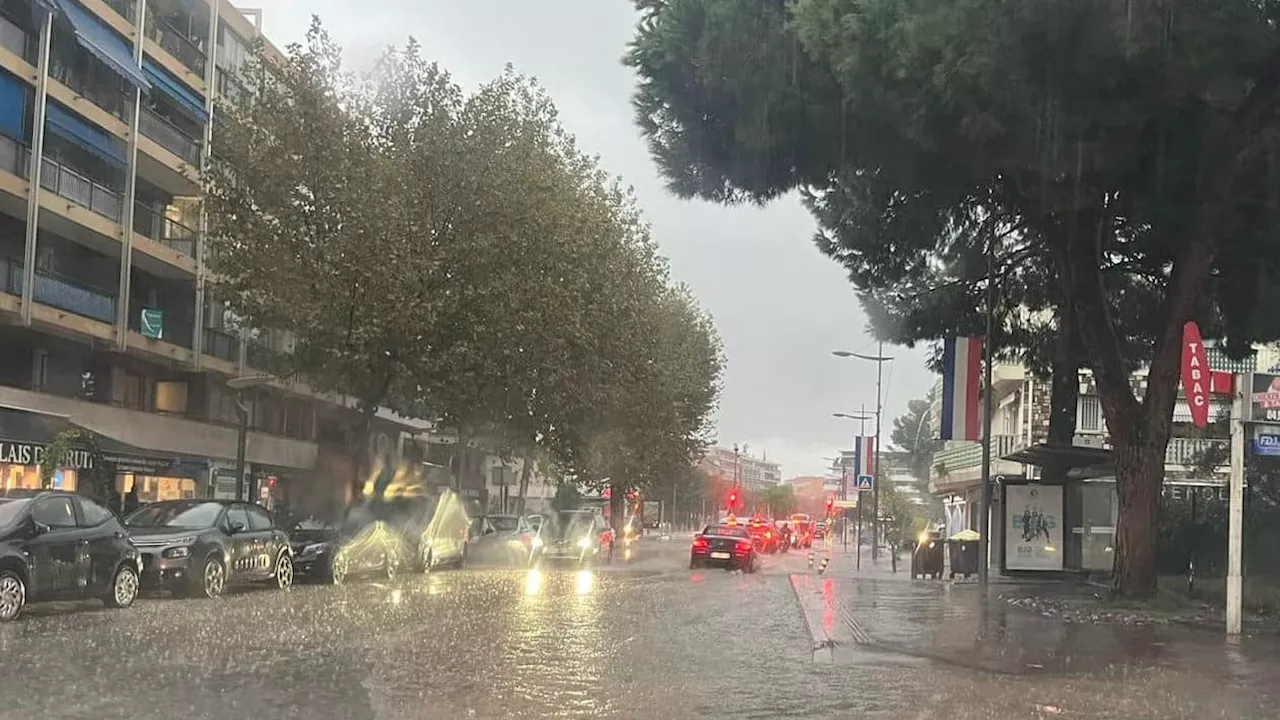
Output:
[
  {"xmin": 246, "ymin": 338, "xmax": 283, "ymax": 371},
  {"xmin": 932, "ymin": 435, "xmax": 1023, "ymax": 477},
  {"xmin": 146, "ymin": 15, "xmax": 206, "ymax": 77},
  {"xmin": 41, "ymin": 154, "xmax": 123, "ymax": 222},
  {"xmin": 49, "ymin": 56, "xmax": 132, "ymax": 124},
  {"xmin": 1166, "ymin": 437, "xmax": 1225, "ymax": 468},
  {"xmin": 0, "ymin": 257, "xmax": 117, "ymax": 325},
  {"xmin": 134, "ymin": 202, "xmax": 195, "ymax": 257},
  {"xmin": 128, "ymin": 298, "xmax": 193, "ymax": 348},
  {"xmin": 202, "ymin": 327, "xmax": 237, "ymax": 362},
  {"xmin": 0, "ymin": 10, "xmax": 34, "ymax": 62},
  {"xmin": 101, "ymin": 0, "xmax": 137, "ymax": 23},
  {"xmin": 140, "ymin": 107, "xmax": 201, "ymax": 165}
]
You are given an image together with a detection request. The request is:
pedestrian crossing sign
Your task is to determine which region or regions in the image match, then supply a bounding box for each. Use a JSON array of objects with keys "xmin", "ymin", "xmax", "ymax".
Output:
[{"xmin": 856, "ymin": 474, "xmax": 874, "ymax": 491}]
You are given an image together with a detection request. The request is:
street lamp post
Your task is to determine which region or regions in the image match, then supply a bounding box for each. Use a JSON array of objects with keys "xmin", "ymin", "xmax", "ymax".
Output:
[
  {"xmin": 834, "ymin": 346, "xmax": 894, "ymax": 562},
  {"xmin": 227, "ymin": 374, "xmax": 275, "ymax": 502},
  {"xmin": 833, "ymin": 408, "xmax": 873, "ymax": 552}
]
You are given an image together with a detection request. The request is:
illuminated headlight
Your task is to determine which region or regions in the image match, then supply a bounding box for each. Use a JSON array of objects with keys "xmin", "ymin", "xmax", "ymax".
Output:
[
  {"xmin": 162, "ymin": 545, "xmax": 191, "ymax": 559},
  {"xmin": 577, "ymin": 537, "xmax": 592, "ymax": 550},
  {"xmin": 530, "ymin": 537, "xmax": 544, "ymax": 549}
]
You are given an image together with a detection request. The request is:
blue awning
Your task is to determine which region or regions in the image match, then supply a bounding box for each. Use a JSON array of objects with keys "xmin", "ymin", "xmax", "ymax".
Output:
[
  {"xmin": 0, "ymin": 69, "xmax": 28, "ymax": 140},
  {"xmin": 143, "ymin": 60, "xmax": 208, "ymax": 124},
  {"xmin": 55, "ymin": 0, "xmax": 151, "ymax": 92},
  {"xmin": 45, "ymin": 100, "xmax": 126, "ymax": 167}
]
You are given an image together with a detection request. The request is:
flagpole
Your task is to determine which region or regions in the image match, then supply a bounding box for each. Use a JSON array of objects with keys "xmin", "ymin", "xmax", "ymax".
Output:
[{"xmin": 978, "ymin": 234, "xmax": 997, "ymax": 588}]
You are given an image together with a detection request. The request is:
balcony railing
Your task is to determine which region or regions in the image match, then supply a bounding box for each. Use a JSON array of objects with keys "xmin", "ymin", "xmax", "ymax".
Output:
[
  {"xmin": 0, "ymin": 11, "xmax": 34, "ymax": 62},
  {"xmin": 146, "ymin": 15, "xmax": 207, "ymax": 76},
  {"xmin": 128, "ymin": 299, "xmax": 193, "ymax": 348},
  {"xmin": 0, "ymin": 257, "xmax": 117, "ymax": 325},
  {"xmin": 202, "ymin": 327, "xmax": 238, "ymax": 362},
  {"xmin": 101, "ymin": 0, "xmax": 137, "ymax": 23},
  {"xmin": 0, "ymin": 132, "xmax": 28, "ymax": 177},
  {"xmin": 1166, "ymin": 437, "xmax": 1226, "ymax": 468},
  {"xmin": 50, "ymin": 59, "xmax": 132, "ymax": 123},
  {"xmin": 932, "ymin": 435, "xmax": 1022, "ymax": 476},
  {"xmin": 246, "ymin": 338, "xmax": 283, "ymax": 371},
  {"xmin": 41, "ymin": 155, "xmax": 123, "ymax": 222},
  {"xmin": 140, "ymin": 107, "xmax": 201, "ymax": 165},
  {"xmin": 134, "ymin": 202, "xmax": 195, "ymax": 257}
]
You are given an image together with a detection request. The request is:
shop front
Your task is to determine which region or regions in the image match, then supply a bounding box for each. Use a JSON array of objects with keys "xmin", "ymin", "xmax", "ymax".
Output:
[{"xmin": 0, "ymin": 405, "xmax": 192, "ymax": 497}]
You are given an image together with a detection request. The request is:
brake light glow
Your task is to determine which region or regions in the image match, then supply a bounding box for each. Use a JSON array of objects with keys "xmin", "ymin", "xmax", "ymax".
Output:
[
  {"xmin": 734, "ymin": 541, "xmax": 751, "ymax": 554},
  {"xmin": 692, "ymin": 536, "xmax": 709, "ymax": 553},
  {"xmin": 766, "ymin": 531, "xmax": 772, "ymax": 539}
]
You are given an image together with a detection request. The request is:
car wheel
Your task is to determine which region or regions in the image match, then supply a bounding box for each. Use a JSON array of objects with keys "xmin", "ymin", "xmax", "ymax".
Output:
[
  {"xmin": 689, "ymin": 557, "xmax": 701, "ymax": 570},
  {"xmin": 456, "ymin": 543, "xmax": 468, "ymax": 569},
  {"xmin": 195, "ymin": 557, "xmax": 226, "ymax": 599},
  {"xmin": 330, "ymin": 553, "xmax": 349, "ymax": 585},
  {"xmin": 104, "ymin": 563, "xmax": 139, "ymax": 609},
  {"xmin": 0, "ymin": 569, "xmax": 26, "ymax": 622},
  {"xmin": 273, "ymin": 553, "xmax": 294, "ymax": 590}
]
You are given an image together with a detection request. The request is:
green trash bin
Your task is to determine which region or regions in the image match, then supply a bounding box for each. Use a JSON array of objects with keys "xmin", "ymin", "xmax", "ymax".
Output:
[
  {"xmin": 947, "ymin": 529, "xmax": 981, "ymax": 578},
  {"xmin": 911, "ymin": 530, "xmax": 945, "ymax": 579}
]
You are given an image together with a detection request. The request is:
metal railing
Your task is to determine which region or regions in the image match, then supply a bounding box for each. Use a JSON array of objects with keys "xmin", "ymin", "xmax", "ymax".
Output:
[
  {"xmin": 101, "ymin": 0, "xmax": 137, "ymax": 22},
  {"xmin": 1166, "ymin": 437, "xmax": 1226, "ymax": 467},
  {"xmin": 0, "ymin": 132, "xmax": 28, "ymax": 177},
  {"xmin": 133, "ymin": 202, "xmax": 195, "ymax": 257},
  {"xmin": 246, "ymin": 339, "xmax": 282, "ymax": 371},
  {"xmin": 202, "ymin": 327, "xmax": 238, "ymax": 362},
  {"xmin": 140, "ymin": 107, "xmax": 201, "ymax": 165},
  {"xmin": 0, "ymin": 257, "xmax": 117, "ymax": 325},
  {"xmin": 50, "ymin": 59, "xmax": 132, "ymax": 123},
  {"xmin": 0, "ymin": 11, "xmax": 34, "ymax": 62},
  {"xmin": 931, "ymin": 435, "xmax": 1022, "ymax": 476},
  {"xmin": 146, "ymin": 15, "xmax": 207, "ymax": 76},
  {"xmin": 41, "ymin": 155, "xmax": 123, "ymax": 222}
]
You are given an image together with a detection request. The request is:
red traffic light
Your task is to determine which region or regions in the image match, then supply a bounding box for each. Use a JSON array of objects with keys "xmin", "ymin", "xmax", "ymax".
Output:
[{"xmin": 727, "ymin": 490, "xmax": 739, "ymax": 507}]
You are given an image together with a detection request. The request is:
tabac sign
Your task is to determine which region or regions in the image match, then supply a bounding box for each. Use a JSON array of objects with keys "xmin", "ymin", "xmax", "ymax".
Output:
[{"xmin": 1181, "ymin": 322, "xmax": 1211, "ymax": 428}]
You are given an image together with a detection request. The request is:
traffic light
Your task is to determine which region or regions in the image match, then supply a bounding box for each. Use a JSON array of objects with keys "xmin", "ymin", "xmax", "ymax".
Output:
[
  {"xmin": 826, "ymin": 496, "xmax": 835, "ymax": 515},
  {"xmin": 727, "ymin": 488, "xmax": 739, "ymax": 509}
]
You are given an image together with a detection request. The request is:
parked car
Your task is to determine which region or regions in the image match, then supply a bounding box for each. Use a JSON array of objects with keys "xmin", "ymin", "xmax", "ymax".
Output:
[
  {"xmin": 0, "ymin": 491, "xmax": 142, "ymax": 622},
  {"xmin": 290, "ymin": 515, "xmax": 406, "ymax": 584},
  {"xmin": 125, "ymin": 500, "xmax": 294, "ymax": 598},
  {"xmin": 373, "ymin": 490, "xmax": 470, "ymax": 573}
]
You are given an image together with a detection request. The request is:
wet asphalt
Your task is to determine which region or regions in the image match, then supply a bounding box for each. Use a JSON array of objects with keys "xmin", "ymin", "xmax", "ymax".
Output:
[{"xmin": 1, "ymin": 538, "xmax": 1277, "ymax": 720}]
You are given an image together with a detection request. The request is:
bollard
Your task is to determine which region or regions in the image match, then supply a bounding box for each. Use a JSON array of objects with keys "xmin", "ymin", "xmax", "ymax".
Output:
[
  {"xmin": 818, "ymin": 558, "xmax": 829, "ymax": 575},
  {"xmin": 807, "ymin": 552, "xmax": 815, "ymax": 568}
]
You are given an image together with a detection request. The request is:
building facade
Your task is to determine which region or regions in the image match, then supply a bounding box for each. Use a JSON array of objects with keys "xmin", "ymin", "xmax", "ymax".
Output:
[
  {"xmin": 703, "ymin": 445, "xmax": 781, "ymax": 495},
  {"xmin": 0, "ymin": 0, "xmax": 409, "ymax": 519}
]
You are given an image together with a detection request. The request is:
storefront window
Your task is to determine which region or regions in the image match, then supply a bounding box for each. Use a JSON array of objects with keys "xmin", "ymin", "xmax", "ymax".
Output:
[
  {"xmin": 117, "ymin": 473, "xmax": 198, "ymax": 502},
  {"xmin": 2, "ymin": 463, "xmax": 77, "ymax": 492},
  {"xmin": 1079, "ymin": 482, "xmax": 1117, "ymax": 571}
]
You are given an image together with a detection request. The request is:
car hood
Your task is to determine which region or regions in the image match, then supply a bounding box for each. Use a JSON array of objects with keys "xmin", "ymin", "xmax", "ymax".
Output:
[{"xmin": 125, "ymin": 526, "xmax": 207, "ymax": 543}]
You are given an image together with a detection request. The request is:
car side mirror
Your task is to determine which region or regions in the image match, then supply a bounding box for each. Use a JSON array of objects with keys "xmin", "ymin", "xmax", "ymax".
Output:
[
  {"xmin": 229, "ymin": 521, "xmax": 247, "ymax": 533},
  {"xmin": 32, "ymin": 521, "xmax": 50, "ymax": 535},
  {"xmin": 484, "ymin": 527, "xmax": 495, "ymax": 536}
]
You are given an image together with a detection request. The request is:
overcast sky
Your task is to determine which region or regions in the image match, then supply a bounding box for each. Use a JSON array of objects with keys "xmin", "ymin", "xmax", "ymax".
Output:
[{"xmin": 252, "ymin": 0, "xmax": 937, "ymax": 477}]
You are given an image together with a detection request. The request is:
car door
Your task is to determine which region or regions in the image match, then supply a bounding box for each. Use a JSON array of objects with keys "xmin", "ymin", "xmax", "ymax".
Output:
[
  {"xmin": 28, "ymin": 496, "xmax": 84, "ymax": 598},
  {"xmin": 223, "ymin": 504, "xmax": 258, "ymax": 582},
  {"xmin": 244, "ymin": 505, "xmax": 278, "ymax": 579},
  {"xmin": 76, "ymin": 497, "xmax": 126, "ymax": 596}
]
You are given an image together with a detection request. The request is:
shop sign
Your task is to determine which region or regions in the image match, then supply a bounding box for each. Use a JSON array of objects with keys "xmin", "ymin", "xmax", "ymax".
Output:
[
  {"xmin": 1005, "ymin": 485, "xmax": 1064, "ymax": 571},
  {"xmin": 1181, "ymin": 322, "xmax": 1210, "ymax": 428},
  {"xmin": 1252, "ymin": 374, "xmax": 1280, "ymax": 423},
  {"xmin": 0, "ymin": 441, "xmax": 94, "ymax": 470}
]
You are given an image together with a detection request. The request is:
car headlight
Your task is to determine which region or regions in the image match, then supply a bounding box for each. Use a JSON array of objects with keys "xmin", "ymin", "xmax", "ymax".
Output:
[
  {"xmin": 301, "ymin": 543, "xmax": 327, "ymax": 556},
  {"xmin": 162, "ymin": 545, "xmax": 191, "ymax": 559},
  {"xmin": 577, "ymin": 537, "xmax": 592, "ymax": 550},
  {"xmin": 530, "ymin": 537, "xmax": 544, "ymax": 549}
]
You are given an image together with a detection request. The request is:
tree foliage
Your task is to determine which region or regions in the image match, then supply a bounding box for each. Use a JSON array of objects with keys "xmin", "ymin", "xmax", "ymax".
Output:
[
  {"xmin": 39, "ymin": 429, "xmax": 111, "ymax": 501},
  {"xmin": 209, "ymin": 19, "xmax": 723, "ymax": 511},
  {"xmin": 889, "ymin": 388, "xmax": 943, "ymax": 484},
  {"xmin": 762, "ymin": 484, "xmax": 797, "ymax": 517},
  {"xmin": 626, "ymin": 0, "xmax": 1280, "ymax": 596}
]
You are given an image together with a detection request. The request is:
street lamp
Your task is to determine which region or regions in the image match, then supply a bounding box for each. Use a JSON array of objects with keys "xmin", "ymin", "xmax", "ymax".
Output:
[
  {"xmin": 833, "ymin": 345, "xmax": 894, "ymax": 562},
  {"xmin": 227, "ymin": 373, "xmax": 275, "ymax": 501}
]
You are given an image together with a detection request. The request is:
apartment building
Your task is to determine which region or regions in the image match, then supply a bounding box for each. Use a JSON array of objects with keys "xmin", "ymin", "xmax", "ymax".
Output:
[
  {"xmin": 929, "ymin": 345, "xmax": 1264, "ymax": 572},
  {"xmin": 0, "ymin": 0, "xmax": 408, "ymax": 519},
  {"xmin": 703, "ymin": 445, "xmax": 781, "ymax": 495}
]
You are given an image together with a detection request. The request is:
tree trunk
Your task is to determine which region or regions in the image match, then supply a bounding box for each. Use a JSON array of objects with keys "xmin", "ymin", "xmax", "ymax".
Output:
[
  {"xmin": 1111, "ymin": 439, "xmax": 1165, "ymax": 596},
  {"xmin": 1042, "ymin": 313, "xmax": 1083, "ymax": 484},
  {"xmin": 515, "ymin": 453, "xmax": 533, "ymax": 515},
  {"xmin": 609, "ymin": 483, "xmax": 625, "ymax": 533}
]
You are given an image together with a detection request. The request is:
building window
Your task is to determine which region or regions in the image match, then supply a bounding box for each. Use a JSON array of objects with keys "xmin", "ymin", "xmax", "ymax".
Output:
[
  {"xmin": 154, "ymin": 380, "xmax": 188, "ymax": 414},
  {"xmin": 1077, "ymin": 395, "xmax": 1103, "ymax": 434}
]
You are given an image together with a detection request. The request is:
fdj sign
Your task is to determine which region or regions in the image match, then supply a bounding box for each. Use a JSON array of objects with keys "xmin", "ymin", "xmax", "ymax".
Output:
[
  {"xmin": 0, "ymin": 442, "xmax": 94, "ymax": 469},
  {"xmin": 1254, "ymin": 434, "xmax": 1280, "ymax": 457}
]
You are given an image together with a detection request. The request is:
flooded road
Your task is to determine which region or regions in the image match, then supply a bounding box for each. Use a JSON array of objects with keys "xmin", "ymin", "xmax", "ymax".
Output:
[{"xmin": 0, "ymin": 540, "xmax": 1276, "ymax": 719}]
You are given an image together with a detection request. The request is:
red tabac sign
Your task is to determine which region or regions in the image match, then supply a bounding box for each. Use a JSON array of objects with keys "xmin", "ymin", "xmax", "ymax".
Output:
[{"xmin": 1181, "ymin": 322, "xmax": 1210, "ymax": 428}]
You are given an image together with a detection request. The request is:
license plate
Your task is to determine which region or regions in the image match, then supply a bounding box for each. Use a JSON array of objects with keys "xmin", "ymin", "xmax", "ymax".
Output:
[{"xmin": 710, "ymin": 552, "xmax": 730, "ymax": 559}]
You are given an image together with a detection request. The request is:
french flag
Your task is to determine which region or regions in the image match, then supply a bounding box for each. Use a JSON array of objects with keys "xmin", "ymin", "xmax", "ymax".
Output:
[
  {"xmin": 852, "ymin": 436, "xmax": 875, "ymax": 476},
  {"xmin": 941, "ymin": 336, "xmax": 983, "ymax": 441}
]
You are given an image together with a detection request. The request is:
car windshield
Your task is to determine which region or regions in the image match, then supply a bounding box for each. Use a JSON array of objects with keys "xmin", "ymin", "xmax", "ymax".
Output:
[
  {"xmin": 550, "ymin": 512, "xmax": 595, "ymax": 539},
  {"xmin": 0, "ymin": 498, "xmax": 29, "ymax": 528},
  {"xmin": 488, "ymin": 516, "xmax": 520, "ymax": 532},
  {"xmin": 705, "ymin": 525, "xmax": 750, "ymax": 539},
  {"xmin": 126, "ymin": 502, "xmax": 223, "ymax": 529}
]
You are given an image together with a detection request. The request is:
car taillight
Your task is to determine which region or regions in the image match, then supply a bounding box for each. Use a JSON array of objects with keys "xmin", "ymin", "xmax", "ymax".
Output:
[
  {"xmin": 692, "ymin": 537, "xmax": 709, "ymax": 551},
  {"xmin": 766, "ymin": 531, "xmax": 772, "ymax": 539},
  {"xmin": 735, "ymin": 541, "xmax": 751, "ymax": 554}
]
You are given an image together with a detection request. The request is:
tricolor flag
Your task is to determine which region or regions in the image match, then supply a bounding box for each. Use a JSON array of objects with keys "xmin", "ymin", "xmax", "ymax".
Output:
[
  {"xmin": 852, "ymin": 436, "xmax": 876, "ymax": 477},
  {"xmin": 941, "ymin": 336, "xmax": 983, "ymax": 441}
]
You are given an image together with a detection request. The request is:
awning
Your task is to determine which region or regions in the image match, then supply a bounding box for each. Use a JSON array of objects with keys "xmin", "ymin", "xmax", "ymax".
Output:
[
  {"xmin": 54, "ymin": 0, "xmax": 151, "ymax": 92},
  {"xmin": 0, "ymin": 69, "xmax": 27, "ymax": 140},
  {"xmin": 45, "ymin": 100, "xmax": 126, "ymax": 166},
  {"xmin": 143, "ymin": 59, "xmax": 209, "ymax": 124},
  {"xmin": 0, "ymin": 405, "xmax": 187, "ymax": 476},
  {"xmin": 1002, "ymin": 443, "xmax": 1115, "ymax": 480}
]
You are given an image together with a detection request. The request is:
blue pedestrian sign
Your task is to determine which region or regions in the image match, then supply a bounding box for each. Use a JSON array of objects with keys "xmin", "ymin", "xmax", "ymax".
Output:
[
  {"xmin": 856, "ymin": 474, "xmax": 874, "ymax": 491},
  {"xmin": 1254, "ymin": 434, "xmax": 1280, "ymax": 457}
]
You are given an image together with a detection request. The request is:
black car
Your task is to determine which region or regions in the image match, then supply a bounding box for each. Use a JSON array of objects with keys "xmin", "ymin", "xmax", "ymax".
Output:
[
  {"xmin": 292, "ymin": 511, "xmax": 409, "ymax": 584},
  {"xmin": 373, "ymin": 492, "xmax": 470, "ymax": 573},
  {"xmin": 124, "ymin": 500, "xmax": 294, "ymax": 598},
  {"xmin": 690, "ymin": 524, "xmax": 757, "ymax": 572},
  {"xmin": 0, "ymin": 491, "xmax": 142, "ymax": 622}
]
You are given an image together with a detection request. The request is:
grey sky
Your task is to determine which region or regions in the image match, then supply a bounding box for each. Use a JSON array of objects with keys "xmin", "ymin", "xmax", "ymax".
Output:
[{"xmin": 252, "ymin": 0, "xmax": 937, "ymax": 477}]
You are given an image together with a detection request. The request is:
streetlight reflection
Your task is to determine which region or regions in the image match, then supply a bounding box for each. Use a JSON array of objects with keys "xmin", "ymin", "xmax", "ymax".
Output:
[
  {"xmin": 575, "ymin": 569, "xmax": 594, "ymax": 596},
  {"xmin": 525, "ymin": 568, "xmax": 545, "ymax": 597}
]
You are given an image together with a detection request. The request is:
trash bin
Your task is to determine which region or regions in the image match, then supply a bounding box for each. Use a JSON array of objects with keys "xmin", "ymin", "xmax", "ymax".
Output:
[
  {"xmin": 911, "ymin": 530, "xmax": 945, "ymax": 579},
  {"xmin": 947, "ymin": 529, "xmax": 981, "ymax": 579}
]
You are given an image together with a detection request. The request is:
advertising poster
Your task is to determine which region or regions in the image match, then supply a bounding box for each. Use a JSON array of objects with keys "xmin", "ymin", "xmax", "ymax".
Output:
[{"xmin": 1005, "ymin": 485, "xmax": 1064, "ymax": 571}]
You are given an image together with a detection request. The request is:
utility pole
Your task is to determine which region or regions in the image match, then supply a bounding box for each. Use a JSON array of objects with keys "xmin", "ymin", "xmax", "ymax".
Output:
[
  {"xmin": 1227, "ymin": 373, "xmax": 1248, "ymax": 635},
  {"xmin": 978, "ymin": 235, "xmax": 997, "ymax": 587},
  {"xmin": 833, "ymin": 350, "xmax": 894, "ymax": 563}
]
